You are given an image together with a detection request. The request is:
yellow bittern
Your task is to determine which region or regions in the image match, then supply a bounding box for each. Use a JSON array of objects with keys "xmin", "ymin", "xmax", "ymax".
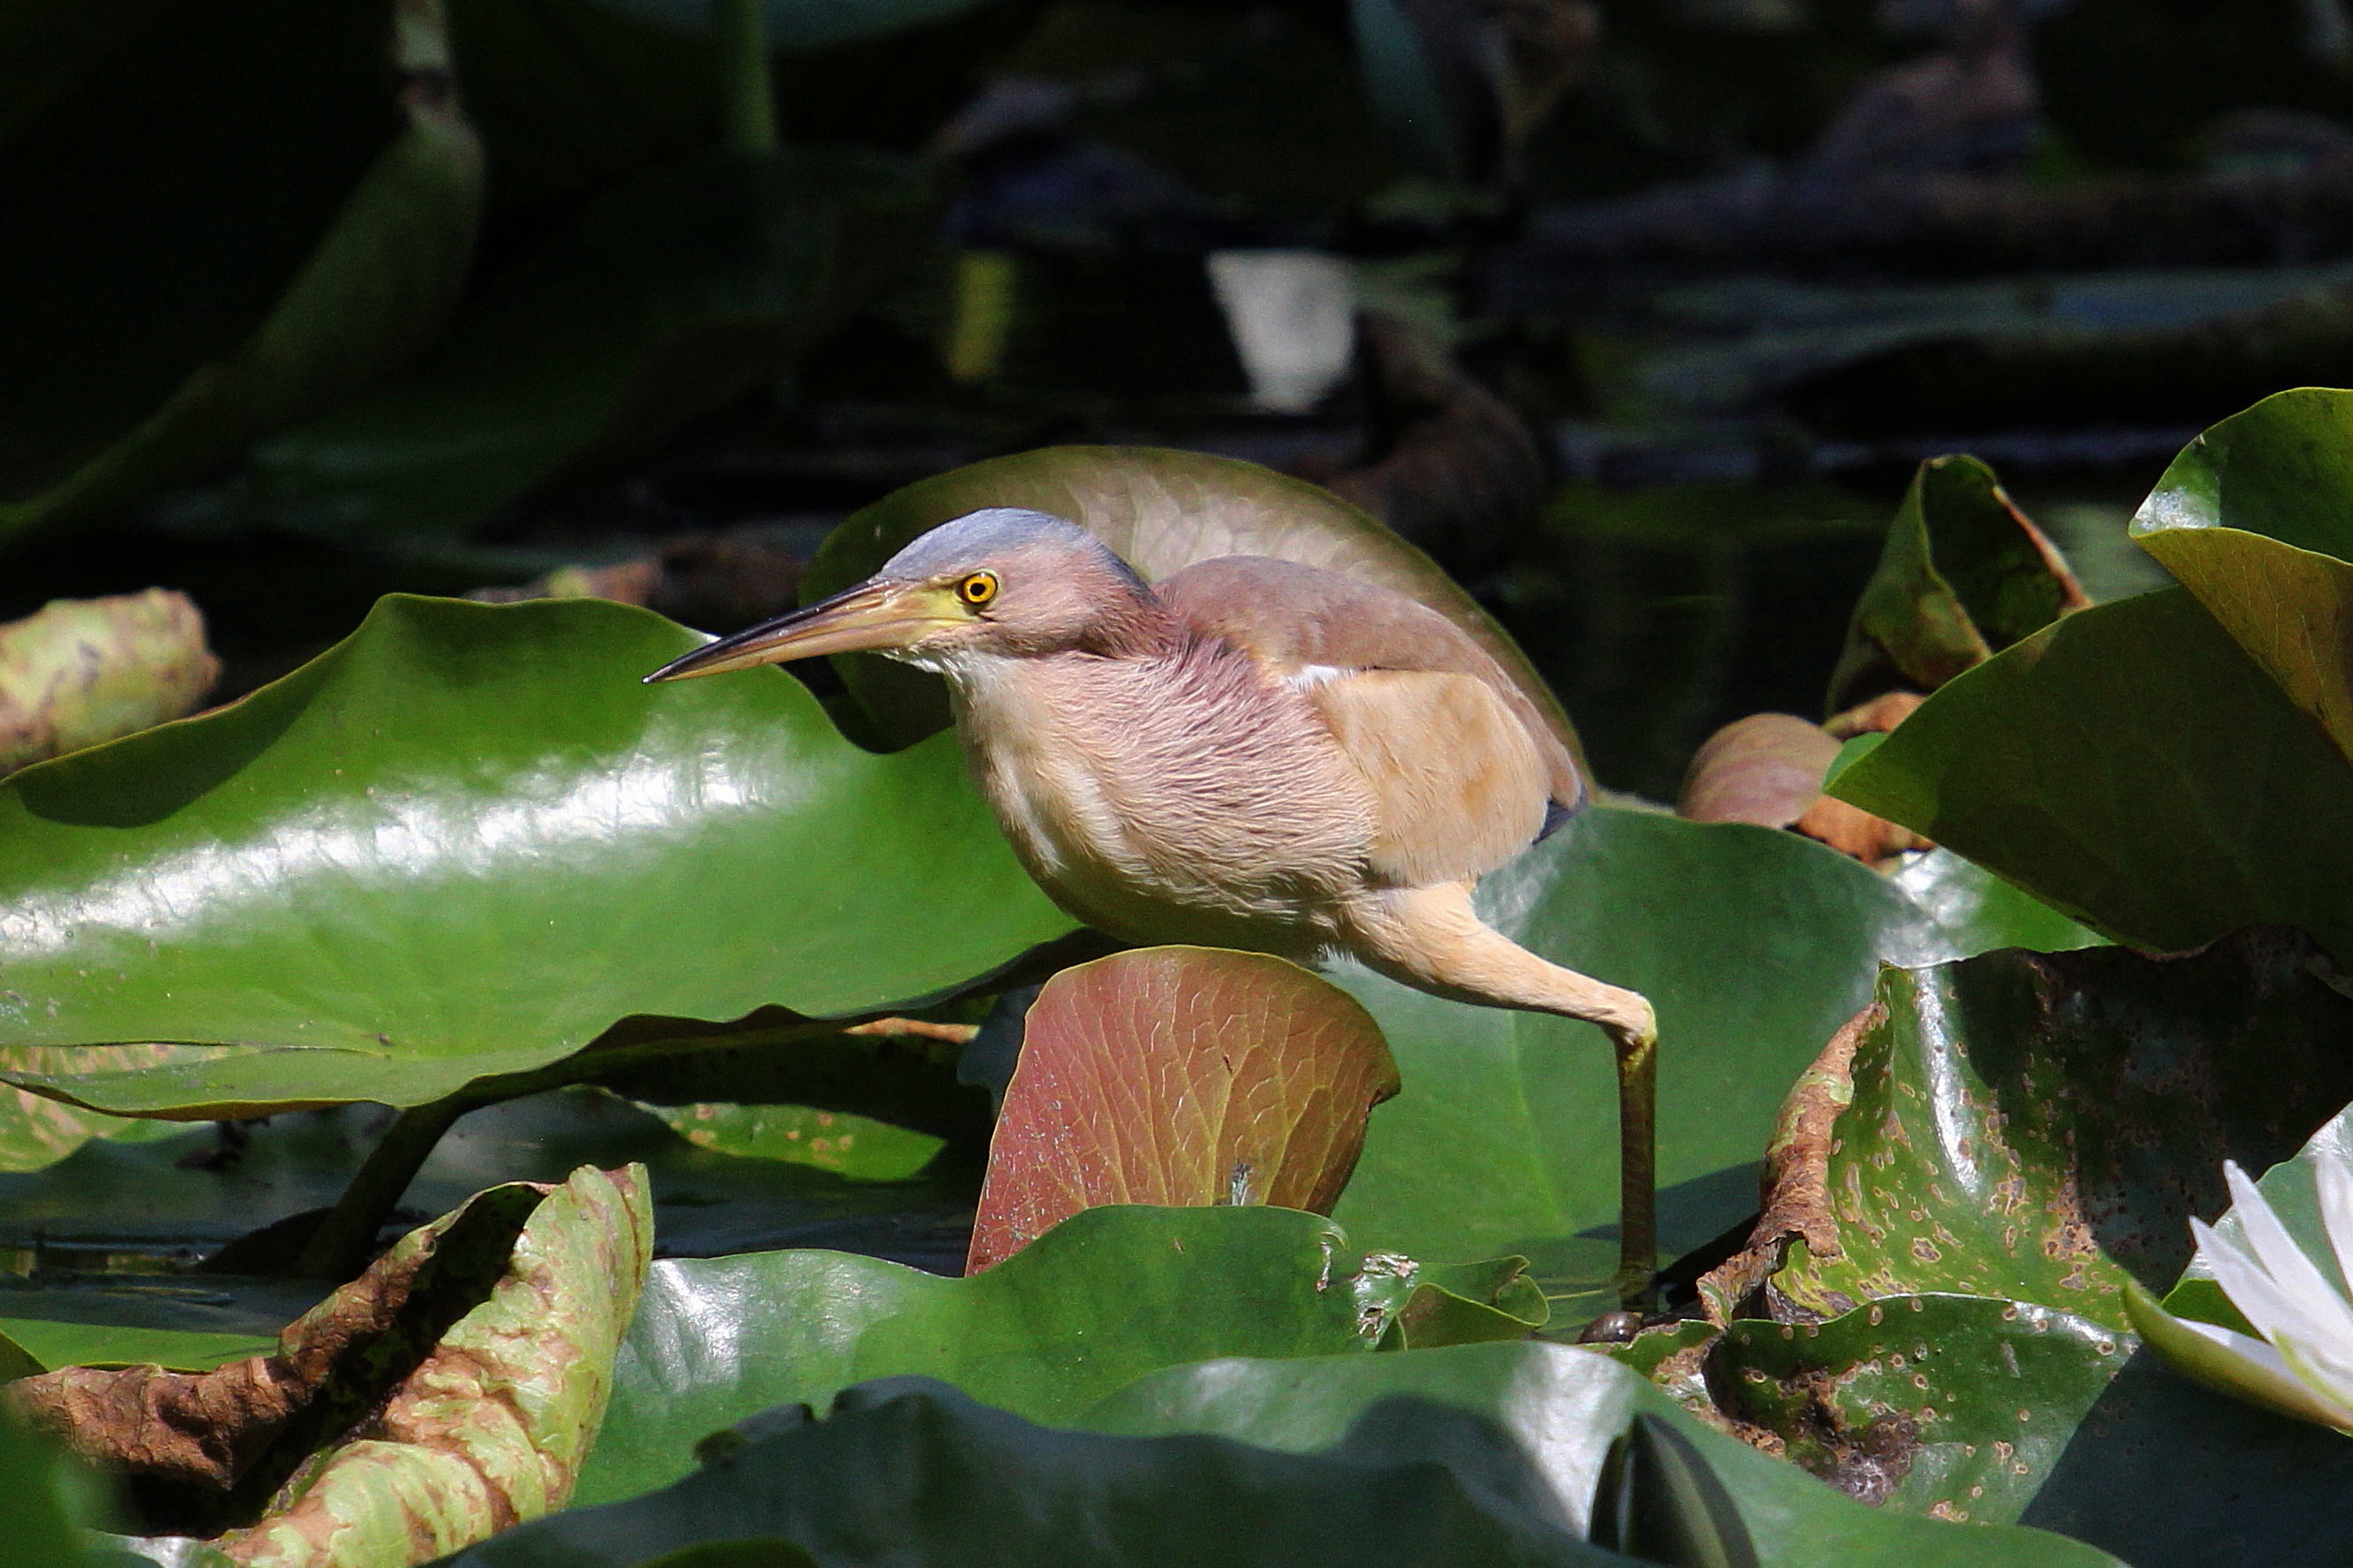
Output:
[{"xmin": 645, "ymin": 508, "xmax": 1660, "ymax": 1301}]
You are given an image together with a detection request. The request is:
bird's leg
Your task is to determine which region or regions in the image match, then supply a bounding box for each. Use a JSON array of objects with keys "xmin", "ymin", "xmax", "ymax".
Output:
[{"xmin": 1341, "ymin": 883, "xmax": 1660, "ymax": 1309}]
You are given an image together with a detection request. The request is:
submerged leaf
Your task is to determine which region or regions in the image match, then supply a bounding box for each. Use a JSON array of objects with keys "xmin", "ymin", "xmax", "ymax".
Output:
[
  {"xmin": 13, "ymin": 1166, "xmax": 651, "ymax": 1564},
  {"xmin": 968, "ymin": 948, "xmax": 1399, "ymax": 1272}
]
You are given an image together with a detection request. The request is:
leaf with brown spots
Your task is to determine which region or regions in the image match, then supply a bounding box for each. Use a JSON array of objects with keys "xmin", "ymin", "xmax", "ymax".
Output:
[
  {"xmin": 966, "ymin": 948, "xmax": 1400, "ymax": 1274},
  {"xmin": 10, "ymin": 1165, "xmax": 652, "ymax": 1566},
  {"xmin": 1747, "ymin": 931, "xmax": 2353, "ymax": 1332}
]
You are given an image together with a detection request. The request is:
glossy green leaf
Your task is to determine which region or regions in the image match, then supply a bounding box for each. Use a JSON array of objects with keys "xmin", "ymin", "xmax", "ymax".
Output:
[
  {"xmin": 1327, "ymin": 808, "xmax": 2091, "ymax": 1312},
  {"xmin": 2130, "ymin": 386, "xmax": 2353, "ymax": 766},
  {"xmin": 1089, "ymin": 1341, "xmax": 2120, "ymax": 1567},
  {"xmin": 0, "ymin": 0, "xmax": 481, "ymax": 538},
  {"xmin": 1830, "ymin": 585, "xmax": 2353, "ymax": 961},
  {"xmin": 970, "ymin": 948, "xmax": 1398, "ymax": 1272},
  {"xmin": 452, "ymin": 1377, "xmax": 1646, "ymax": 1568},
  {"xmin": 1827, "ymin": 456, "xmax": 2088, "ymax": 714},
  {"xmin": 799, "ymin": 445, "xmax": 1585, "ymax": 760},
  {"xmin": 1760, "ymin": 932, "xmax": 2353, "ymax": 1330},
  {"xmin": 0, "ymin": 1047, "xmax": 194, "ymax": 1174},
  {"xmin": 0, "ymin": 1321, "xmax": 272, "ymax": 1377},
  {"xmin": 573, "ymin": 1205, "xmax": 1395, "ymax": 1507},
  {"xmin": 629, "ymin": 1101, "xmax": 943, "ymax": 1183},
  {"xmin": 0, "ymin": 595, "xmax": 1069, "ymax": 1118},
  {"xmin": 251, "ymin": 148, "xmax": 920, "ymax": 541}
]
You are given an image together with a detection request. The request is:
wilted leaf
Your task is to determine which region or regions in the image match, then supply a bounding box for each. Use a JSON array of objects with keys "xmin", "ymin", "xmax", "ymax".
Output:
[
  {"xmin": 1829, "ymin": 585, "xmax": 2353, "ymax": 961},
  {"xmin": 0, "ymin": 593, "xmax": 219, "ymax": 776},
  {"xmin": 0, "ymin": 595, "xmax": 1068, "ymax": 1119},
  {"xmin": 15, "ymin": 1166, "xmax": 650, "ymax": 1564},
  {"xmin": 1828, "ymin": 455, "xmax": 2089, "ymax": 714},
  {"xmin": 799, "ymin": 445, "xmax": 1585, "ymax": 761},
  {"xmin": 967, "ymin": 948, "xmax": 1399, "ymax": 1273},
  {"xmin": 252, "ymin": 149, "xmax": 921, "ymax": 542},
  {"xmin": 0, "ymin": 1, "xmax": 481, "ymax": 537},
  {"xmin": 576, "ymin": 1205, "xmax": 1490, "ymax": 1507},
  {"xmin": 1677, "ymin": 714, "xmax": 1843, "ymax": 830},
  {"xmin": 1735, "ymin": 932, "xmax": 2353, "ymax": 1330},
  {"xmin": 2130, "ymin": 386, "xmax": 2353, "ymax": 768}
]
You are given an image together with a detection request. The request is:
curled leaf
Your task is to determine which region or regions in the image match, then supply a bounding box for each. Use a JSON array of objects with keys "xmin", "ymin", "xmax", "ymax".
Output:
[
  {"xmin": 12, "ymin": 1166, "xmax": 653, "ymax": 1565},
  {"xmin": 0, "ymin": 591, "xmax": 219, "ymax": 776},
  {"xmin": 968, "ymin": 948, "xmax": 1400, "ymax": 1273}
]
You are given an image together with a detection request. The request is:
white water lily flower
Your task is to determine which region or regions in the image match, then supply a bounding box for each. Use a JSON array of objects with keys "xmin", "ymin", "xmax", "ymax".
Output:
[{"xmin": 2127, "ymin": 1159, "xmax": 2353, "ymax": 1433}]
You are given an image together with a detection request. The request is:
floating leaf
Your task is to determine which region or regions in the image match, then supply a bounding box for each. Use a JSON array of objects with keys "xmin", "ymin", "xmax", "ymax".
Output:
[
  {"xmin": 968, "ymin": 948, "xmax": 1399, "ymax": 1273},
  {"xmin": 1731, "ymin": 932, "xmax": 2353, "ymax": 1330},
  {"xmin": 0, "ymin": 595, "xmax": 1069, "ymax": 1119},
  {"xmin": 0, "ymin": 1322, "xmax": 275, "ymax": 1377},
  {"xmin": 573, "ymin": 1205, "xmax": 1400, "ymax": 1507},
  {"xmin": 1828, "ymin": 455, "xmax": 2088, "ymax": 714},
  {"xmin": 13, "ymin": 1166, "xmax": 650, "ymax": 1562},
  {"xmin": 0, "ymin": 0, "xmax": 481, "ymax": 537},
  {"xmin": 0, "ymin": 1046, "xmax": 200, "ymax": 1174},
  {"xmin": 1829, "ymin": 585, "xmax": 2353, "ymax": 962},
  {"xmin": 799, "ymin": 445, "xmax": 1585, "ymax": 760}
]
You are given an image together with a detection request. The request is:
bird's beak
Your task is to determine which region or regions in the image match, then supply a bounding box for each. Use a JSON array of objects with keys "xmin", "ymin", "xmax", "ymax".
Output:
[{"xmin": 641, "ymin": 580, "xmax": 966, "ymax": 683}]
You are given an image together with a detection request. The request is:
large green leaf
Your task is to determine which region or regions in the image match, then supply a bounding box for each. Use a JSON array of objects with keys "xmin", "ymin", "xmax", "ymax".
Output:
[
  {"xmin": 2130, "ymin": 386, "xmax": 2353, "ymax": 766},
  {"xmin": 1829, "ymin": 585, "xmax": 2353, "ymax": 961},
  {"xmin": 798, "ymin": 446, "xmax": 1586, "ymax": 759},
  {"xmin": 452, "ymin": 1376, "xmax": 1643, "ymax": 1568},
  {"xmin": 0, "ymin": 595, "xmax": 1069, "ymax": 1118},
  {"xmin": 250, "ymin": 147, "xmax": 921, "ymax": 542},
  {"xmin": 573, "ymin": 1205, "xmax": 1395, "ymax": 1507},
  {"xmin": 1090, "ymin": 1342, "xmax": 2118, "ymax": 1567},
  {"xmin": 1749, "ymin": 932, "xmax": 2353, "ymax": 1330},
  {"xmin": 0, "ymin": 0, "xmax": 481, "ymax": 537},
  {"xmin": 1326, "ymin": 809, "xmax": 2091, "ymax": 1310},
  {"xmin": 970, "ymin": 947, "xmax": 1397, "ymax": 1272}
]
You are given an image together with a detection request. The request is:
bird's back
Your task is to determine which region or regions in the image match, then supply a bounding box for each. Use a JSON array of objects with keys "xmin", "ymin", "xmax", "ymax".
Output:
[{"xmin": 1156, "ymin": 555, "xmax": 1579, "ymax": 889}]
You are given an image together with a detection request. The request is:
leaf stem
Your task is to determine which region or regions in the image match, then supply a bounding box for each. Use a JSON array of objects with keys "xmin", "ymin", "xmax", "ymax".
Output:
[
  {"xmin": 715, "ymin": 0, "xmax": 778, "ymax": 156},
  {"xmin": 1615, "ymin": 1028, "xmax": 1658, "ymax": 1310},
  {"xmin": 293, "ymin": 1094, "xmax": 477, "ymax": 1280}
]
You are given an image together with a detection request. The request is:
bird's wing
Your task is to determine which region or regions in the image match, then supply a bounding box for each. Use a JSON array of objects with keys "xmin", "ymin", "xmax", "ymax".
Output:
[
  {"xmin": 1156, "ymin": 555, "xmax": 1572, "ymax": 886},
  {"xmin": 1302, "ymin": 667, "xmax": 1552, "ymax": 885},
  {"xmin": 1155, "ymin": 555, "xmax": 1583, "ymax": 810}
]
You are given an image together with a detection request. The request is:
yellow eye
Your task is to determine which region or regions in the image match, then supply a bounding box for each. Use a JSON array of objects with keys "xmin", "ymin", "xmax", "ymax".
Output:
[{"xmin": 957, "ymin": 570, "xmax": 999, "ymax": 607}]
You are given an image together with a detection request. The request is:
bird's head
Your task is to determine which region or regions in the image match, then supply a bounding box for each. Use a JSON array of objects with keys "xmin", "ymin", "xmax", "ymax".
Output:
[{"xmin": 642, "ymin": 508, "xmax": 1160, "ymax": 685}]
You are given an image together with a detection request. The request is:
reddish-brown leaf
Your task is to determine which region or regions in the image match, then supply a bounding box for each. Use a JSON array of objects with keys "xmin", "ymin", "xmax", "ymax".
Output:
[{"xmin": 967, "ymin": 948, "xmax": 1400, "ymax": 1274}]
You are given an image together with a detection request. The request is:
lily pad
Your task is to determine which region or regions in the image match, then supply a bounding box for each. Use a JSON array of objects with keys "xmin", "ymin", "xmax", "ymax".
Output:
[
  {"xmin": 0, "ymin": 1321, "xmax": 275, "ymax": 1377},
  {"xmin": 2130, "ymin": 386, "xmax": 2353, "ymax": 768},
  {"xmin": 1828, "ymin": 585, "xmax": 2353, "ymax": 962},
  {"xmin": 573, "ymin": 1205, "xmax": 1396, "ymax": 1507},
  {"xmin": 0, "ymin": 594, "xmax": 1069, "ymax": 1119},
  {"xmin": 797, "ymin": 445, "xmax": 1586, "ymax": 759},
  {"xmin": 1748, "ymin": 932, "xmax": 2353, "ymax": 1330},
  {"xmin": 1326, "ymin": 808, "xmax": 2094, "ymax": 1310},
  {"xmin": 0, "ymin": 0, "xmax": 481, "ymax": 537},
  {"xmin": 969, "ymin": 948, "xmax": 1399, "ymax": 1272},
  {"xmin": 1828, "ymin": 455, "xmax": 2089, "ymax": 714}
]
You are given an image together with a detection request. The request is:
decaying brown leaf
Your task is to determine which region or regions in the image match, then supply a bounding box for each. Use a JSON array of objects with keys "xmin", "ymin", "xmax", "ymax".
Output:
[
  {"xmin": 0, "ymin": 589, "xmax": 220, "ymax": 776},
  {"xmin": 9, "ymin": 1166, "xmax": 652, "ymax": 1565},
  {"xmin": 1678, "ymin": 706, "xmax": 1929, "ymax": 865},
  {"xmin": 1698, "ymin": 1003, "xmax": 1875, "ymax": 1325}
]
